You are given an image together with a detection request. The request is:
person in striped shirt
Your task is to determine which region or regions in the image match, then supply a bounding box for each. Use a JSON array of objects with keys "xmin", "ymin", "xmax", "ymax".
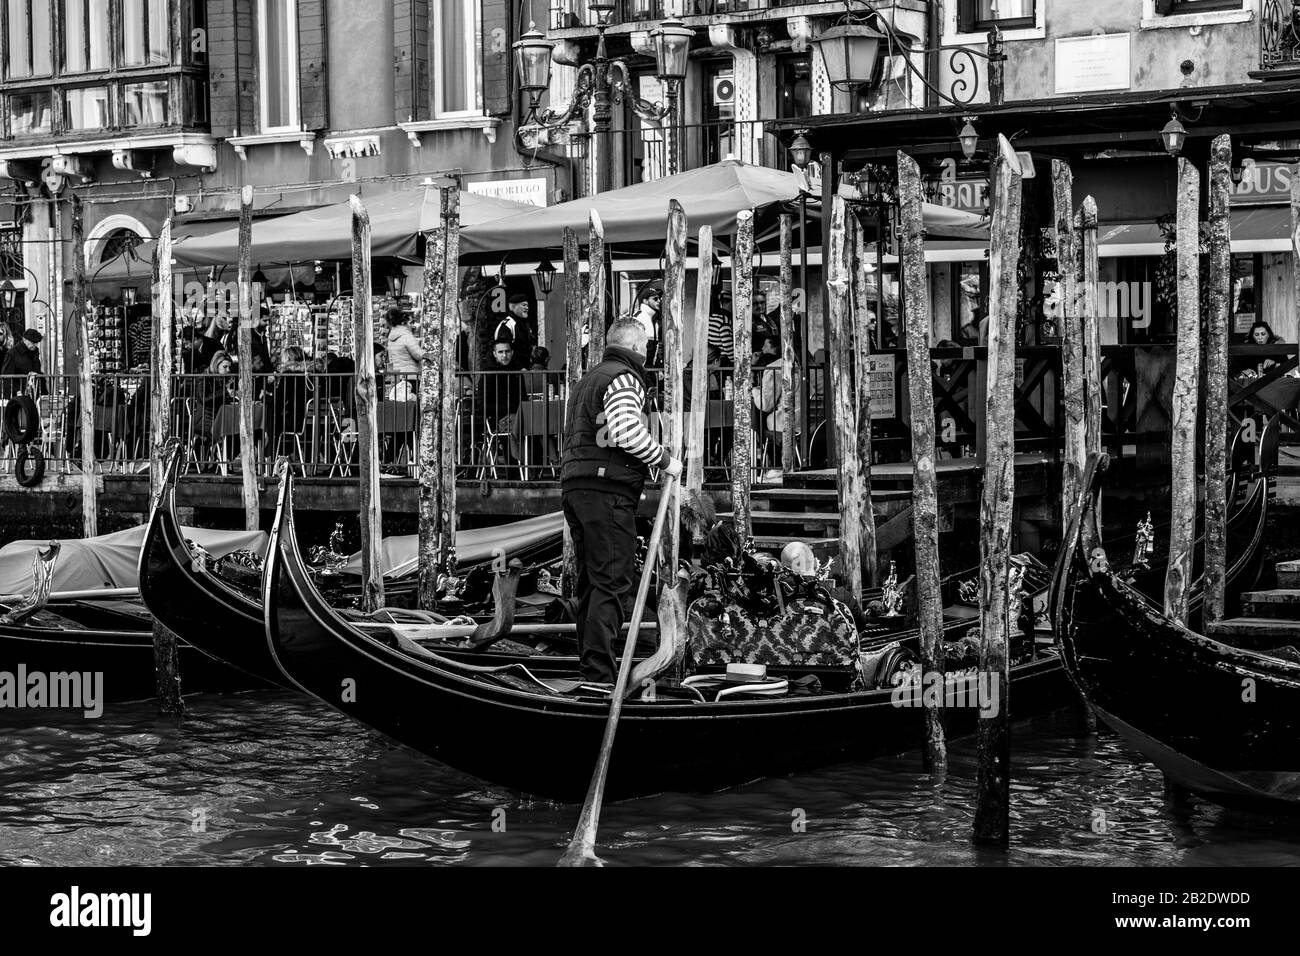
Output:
[{"xmin": 561, "ymin": 319, "xmax": 683, "ymax": 684}]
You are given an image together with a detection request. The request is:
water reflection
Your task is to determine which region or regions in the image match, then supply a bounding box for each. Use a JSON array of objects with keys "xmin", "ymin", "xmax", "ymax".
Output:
[{"xmin": 1, "ymin": 690, "xmax": 1298, "ymax": 866}]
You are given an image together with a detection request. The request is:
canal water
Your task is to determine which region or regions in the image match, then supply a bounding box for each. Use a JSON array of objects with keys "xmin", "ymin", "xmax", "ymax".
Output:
[{"xmin": 3, "ymin": 690, "xmax": 1299, "ymax": 867}]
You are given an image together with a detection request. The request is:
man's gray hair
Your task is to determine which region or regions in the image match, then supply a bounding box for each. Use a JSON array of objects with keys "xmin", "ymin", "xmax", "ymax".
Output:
[{"xmin": 606, "ymin": 318, "xmax": 648, "ymax": 350}]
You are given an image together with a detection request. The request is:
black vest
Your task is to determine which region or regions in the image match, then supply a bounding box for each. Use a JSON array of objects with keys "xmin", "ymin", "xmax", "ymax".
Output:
[{"xmin": 561, "ymin": 347, "xmax": 654, "ymax": 499}]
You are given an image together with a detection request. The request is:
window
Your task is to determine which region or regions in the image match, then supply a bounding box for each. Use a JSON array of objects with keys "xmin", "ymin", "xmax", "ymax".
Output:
[
  {"xmin": 1155, "ymin": 0, "xmax": 1242, "ymax": 13},
  {"xmin": 124, "ymin": 79, "xmax": 168, "ymax": 125},
  {"xmin": 66, "ymin": 85, "xmax": 111, "ymax": 129},
  {"xmin": 959, "ymin": 0, "xmax": 1036, "ymax": 32},
  {"xmin": 257, "ymin": 0, "xmax": 299, "ymax": 131},
  {"xmin": 5, "ymin": 0, "xmax": 53, "ymax": 78},
  {"xmin": 776, "ymin": 54, "xmax": 812, "ymax": 120},
  {"xmin": 8, "ymin": 90, "xmax": 52, "ymax": 134},
  {"xmin": 432, "ymin": 0, "xmax": 482, "ymax": 116},
  {"xmin": 63, "ymin": 0, "xmax": 109, "ymax": 72},
  {"xmin": 122, "ymin": 0, "xmax": 169, "ymax": 66}
]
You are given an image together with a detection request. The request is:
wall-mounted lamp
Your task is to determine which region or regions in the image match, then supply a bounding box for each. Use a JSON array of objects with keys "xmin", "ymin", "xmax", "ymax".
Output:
[
  {"xmin": 386, "ymin": 266, "xmax": 407, "ymax": 299},
  {"xmin": 534, "ymin": 255, "xmax": 557, "ymax": 295},
  {"xmin": 0, "ymin": 279, "xmax": 17, "ymax": 311}
]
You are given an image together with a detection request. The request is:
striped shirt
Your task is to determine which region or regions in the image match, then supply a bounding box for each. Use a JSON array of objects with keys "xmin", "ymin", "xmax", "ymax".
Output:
[
  {"xmin": 707, "ymin": 312, "xmax": 734, "ymax": 361},
  {"xmin": 603, "ymin": 371, "xmax": 669, "ymax": 468}
]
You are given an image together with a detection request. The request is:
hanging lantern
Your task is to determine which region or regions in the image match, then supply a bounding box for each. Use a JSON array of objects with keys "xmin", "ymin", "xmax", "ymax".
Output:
[
  {"xmin": 812, "ymin": 22, "xmax": 885, "ymax": 91},
  {"xmin": 534, "ymin": 255, "xmax": 558, "ymax": 295}
]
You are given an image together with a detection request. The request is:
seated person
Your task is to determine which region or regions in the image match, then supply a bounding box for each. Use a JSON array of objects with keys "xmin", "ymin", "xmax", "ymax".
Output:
[{"xmin": 479, "ymin": 338, "xmax": 526, "ymax": 454}]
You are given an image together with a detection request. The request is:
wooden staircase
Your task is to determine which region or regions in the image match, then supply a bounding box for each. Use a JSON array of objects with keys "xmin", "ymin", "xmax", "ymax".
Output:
[
  {"xmin": 1206, "ymin": 559, "xmax": 1300, "ymax": 647},
  {"xmin": 739, "ymin": 480, "xmax": 915, "ymax": 557}
]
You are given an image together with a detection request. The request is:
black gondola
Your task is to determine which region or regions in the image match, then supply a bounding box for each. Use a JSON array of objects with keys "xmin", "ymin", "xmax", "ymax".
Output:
[
  {"xmin": 264, "ymin": 467, "xmax": 1074, "ymax": 801},
  {"xmin": 1052, "ymin": 454, "xmax": 1294, "ymax": 810}
]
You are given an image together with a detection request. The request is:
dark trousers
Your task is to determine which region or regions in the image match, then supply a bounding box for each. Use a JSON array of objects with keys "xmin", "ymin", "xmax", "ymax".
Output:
[{"xmin": 562, "ymin": 488, "xmax": 638, "ymax": 683}]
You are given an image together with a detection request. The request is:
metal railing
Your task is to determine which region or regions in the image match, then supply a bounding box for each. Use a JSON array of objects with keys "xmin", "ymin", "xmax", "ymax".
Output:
[
  {"xmin": 1261, "ymin": 0, "xmax": 1300, "ymax": 71},
  {"xmin": 548, "ymin": 0, "xmax": 819, "ymax": 30}
]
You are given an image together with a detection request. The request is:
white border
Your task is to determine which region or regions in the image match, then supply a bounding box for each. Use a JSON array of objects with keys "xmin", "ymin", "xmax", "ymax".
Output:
[
  {"xmin": 84, "ymin": 213, "xmax": 151, "ymax": 269},
  {"xmin": 1139, "ymin": 0, "xmax": 1254, "ymax": 31},
  {"xmin": 431, "ymin": 0, "xmax": 484, "ymax": 119}
]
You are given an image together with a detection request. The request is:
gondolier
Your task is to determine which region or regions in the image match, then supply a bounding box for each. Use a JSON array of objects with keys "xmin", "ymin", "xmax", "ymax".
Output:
[{"xmin": 561, "ymin": 319, "xmax": 682, "ymax": 684}]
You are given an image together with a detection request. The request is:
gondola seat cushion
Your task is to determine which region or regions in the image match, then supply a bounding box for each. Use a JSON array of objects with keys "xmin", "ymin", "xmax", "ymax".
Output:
[{"xmin": 685, "ymin": 594, "xmax": 857, "ymax": 667}]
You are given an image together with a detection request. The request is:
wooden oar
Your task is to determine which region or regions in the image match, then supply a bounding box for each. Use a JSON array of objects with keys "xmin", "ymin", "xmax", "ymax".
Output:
[{"xmin": 559, "ymin": 474, "xmax": 678, "ymax": 867}]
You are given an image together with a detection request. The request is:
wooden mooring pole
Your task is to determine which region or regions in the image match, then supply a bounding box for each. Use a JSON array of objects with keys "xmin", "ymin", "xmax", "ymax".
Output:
[
  {"xmin": 587, "ymin": 211, "xmax": 607, "ymax": 363},
  {"xmin": 1078, "ymin": 195, "xmax": 1101, "ymax": 556},
  {"xmin": 898, "ymin": 150, "xmax": 947, "ymax": 773},
  {"xmin": 236, "ymin": 185, "xmax": 258, "ymax": 530},
  {"xmin": 731, "ymin": 209, "xmax": 755, "ymax": 545},
  {"xmin": 439, "ymin": 186, "xmax": 461, "ymax": 585},
  {"xmin": 1053, "ymin": 161, "xmax": 1085, "ymax": 523},
  {"xmin": 849, "ymin": 210, "xmax": 879, "ymax": 588},
  {"xmin": 686, "ymin": 225, "xmax": 713, "ymax": 501},
  {"xmin": 562, "ymin": 227, "xmax": 583, "ymax": 598},
  {"xmin": 974, "ymin": 135, "xmax": 1024, "ymax": 846},
  {"xmin": 418, "ymin": 188, "xmax": 449, "ymax": 610},
  {"xmin": 71, "ymin": 194, "xmax": 95, "ymax": 537},
  {"xmin": 351, "ymin": 195, "xmax": 385, "ymax": 613},
  {"xmin": 1204, "ymin": 135, "xmax": 1232, "ymax": 625},
  {"xmin": 827, "ymin": 196, "xmax": 863, "ymax": 600},
  {"xmin": 1164, "ymin": 159, "xmax": 1201, "ymax": 627},
  {"xmin": 152, "ymin": 218, "xmax": 184, "ymax": 715},
  {"xmin": 777, "ymin": 214, "xmax": 797, "ymax": 475},
  {"xmin": 660, "ymin": 200, "xmax": 688, "ymax": 578}
]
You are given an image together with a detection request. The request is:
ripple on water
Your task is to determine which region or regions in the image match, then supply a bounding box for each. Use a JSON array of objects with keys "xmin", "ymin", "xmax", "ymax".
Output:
[{"xmin": 2, "ymin": 689, "xmax": 1300, "ymax": 866}]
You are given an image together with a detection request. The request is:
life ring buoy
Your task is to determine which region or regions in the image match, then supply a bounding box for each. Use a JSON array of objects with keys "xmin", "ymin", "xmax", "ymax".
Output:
[
  {"xmin": 14, "ymin": 444, "xmax": 45, "ymax": 487},
  {"xmin": 4, "ymin": 395, "xmax": 39, "ymax": 444}
]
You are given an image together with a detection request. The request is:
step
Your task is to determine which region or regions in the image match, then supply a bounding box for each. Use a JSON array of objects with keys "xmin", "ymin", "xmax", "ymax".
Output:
[
  {"xmin": 1206, "ymin": 617, "xmax": 1300, "ymax": 642},
  {"xmin": 752, "ymin": 535, "xmax": 839, "ymax": 554},
  {"xmin": 726, "ymin": 510, "xmax": 839, "ymax": 527},
  {"xmin": 751, "ymin": 486, "xmax": 912, "ymax": 503},
  {"xmin": 1242, "ymin": 589, "xmax": 1300, "ymax": 619},
  {"xmin": 1278, "ymin": 560, "xmax": 1300, "ymax": 589}
]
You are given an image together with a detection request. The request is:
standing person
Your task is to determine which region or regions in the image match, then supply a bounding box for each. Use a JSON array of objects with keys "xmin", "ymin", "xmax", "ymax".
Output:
[
  {"xmin": 631, "ymin": 278, "xmax": 663, "ymax": 366},
  {"xmin": 1, "ymin": 329, "xmax": 43, "ymax": 397},
  {"xmin": 384, "ymin": 305, "xmax": 422, "ymax": 401},
  {"xmin": 560, "ymin": 319, "xmax": 682, "ymax": 684},
  {"xmin": 493, "ymin": 292, "xmax": 536, "ymax": 363}
]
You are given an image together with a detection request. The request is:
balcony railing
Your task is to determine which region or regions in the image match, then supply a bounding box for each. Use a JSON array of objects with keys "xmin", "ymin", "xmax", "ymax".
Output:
[
  {"xmin": 549, "ymin": 0, "xmax": 842, "ymax": 31},
  {"xmin": 1261, "ymin": 0, "xmax": 1300, "ymax": 72}
]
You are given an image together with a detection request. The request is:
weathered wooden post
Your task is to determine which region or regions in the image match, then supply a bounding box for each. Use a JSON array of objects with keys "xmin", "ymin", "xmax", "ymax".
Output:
[
  {"xmin": 686, "ymin": 225, "xmax": 713, "ymax": 501},
  {"xmin": 660, "ymin": 200, "xmax": 688, "ymax": 578},
  {"xmin": 731, "ymin": 210, "xmax": 756, "ymax": 544},
  {"xmin": 562, "ymin": 227, "xmax": 583, "ymax": 597},
  {"xmin": 71, "ymin": 195, "xmax": 96, "ymax": 537},
  {"xmin": 777, "ymin": 214, "xmax": 797, "ymax": 474},
  {"xmin": 418, "ymin": 189, "xmax": 449, "ymax": 610},
  {"xmin": 1164, "ymin": 160, "xmax": 1201, "ymax": 627},
  {"xmin": 236, "ymin": 185, "xmax": 258, "ymax": 530},
  {"xmin": 898, "ymin": 151, "xmax": 947, "ymax": 773},
  {"xmin": 1053, "ymin": 161, "xmax": 1085, "ymax": 523},
  {"xmin": 1293, "ymin": 166, "xmax": 1300, "ymax": 347},
  {"xmin": 587, "ymin": 210, "xmax": 607, "ymax": 364},
  {"xmin": 152, "ymin": 218, "xmax": 184, "ymax": 715},
  {"xmin": 827, "ymin": 196, "xmax": 863, "ymax": 600},
  {"xmin": 974, "ymin": 135, "xmax": 1024, "ymax": 846},
  {"xmin": 848, "ymin": 209, "xmax": 879, "ymax": 589},
  {"xmin": 1204, "ymin": 136, "xmax": 1232, "ymax": 625},
  {"xmin": 1079, "ymin": 195, "xmax": 1102, "ymax": 471},
  {"xmin": 351, "ymin": 195, "xmax": 385, "ymax": 613},
  {"xmin": 438, "ymin": 186, "xmax": 461, "ymax": 582}
]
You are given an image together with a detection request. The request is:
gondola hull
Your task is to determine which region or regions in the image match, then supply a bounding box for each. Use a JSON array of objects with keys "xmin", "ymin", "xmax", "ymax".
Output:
[
  {"xmin": 266, "ymin": 473, "xmax": 1072, "ymax": 801},
  {"xmin": 1053, "ymin": 460, "xmax": 1298, "ymax": 810},
  {"xmin": 0, "ymin": 610, "xmax": 255, "ymax": 713}
]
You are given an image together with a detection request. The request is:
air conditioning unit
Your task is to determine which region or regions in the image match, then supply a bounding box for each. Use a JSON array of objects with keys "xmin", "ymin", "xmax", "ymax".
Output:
[{"xmin": 712, "ymin": 75, "xmax": 735, "ymax": 105}]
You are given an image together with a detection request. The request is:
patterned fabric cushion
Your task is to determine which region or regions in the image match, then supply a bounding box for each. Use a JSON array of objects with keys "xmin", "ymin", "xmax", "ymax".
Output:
[{"xmin": 686, "ymin": 593, "xmax": 858, "ymax": 667}]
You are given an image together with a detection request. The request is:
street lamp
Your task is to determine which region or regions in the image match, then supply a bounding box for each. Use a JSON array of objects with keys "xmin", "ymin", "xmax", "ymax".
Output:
[
  {"xmin": 1161, "ymin": 108, "xmax": 1188, "ymax": 157},
  {"xmin": 958, "ymin": 118, "xmax": 980, "ymax": 160},
  {"xmin": 386, "ymin": 265, "xmax": 407, "ymax": 299},
  {"xmin": 121, "ymin": 285, "xmax": 138, "ymax": 306},
  {"xmin": 788, "ymin": 131, "xmax": 814, "ymax": 169},
  {"xmin": 0, "ymin": 279, "xmax": 16, "ymax": 311},
  {"xmin": 812, "ymin": 21, "xmax": 885, "ymax": 92},
  {"xmin": 534, "ymin": 255, "xmax": 557, "ymax": 296},
  {"xmin": 513, "ymin": 6, "xmax": 693, "ymax": 194}
]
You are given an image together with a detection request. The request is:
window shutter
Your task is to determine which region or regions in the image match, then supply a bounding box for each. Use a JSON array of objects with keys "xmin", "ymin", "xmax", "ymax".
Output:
[
  {"xmin": 481, "ymin": 0, "xmax": 512, "ymax": 117},
  {"xmin": 956, "ymin": 0, "xmax": 976, "ymax": 33},
  {"xmin": 297, "ymin": 0, "xmax": 328, "ymax": 131},
  {"xmin": 393, "ymin": 0, "xmax": 430, "ymax": 123},
  {"xmin": 208, "ymin": 0, "xmax": 256, "ymax": 137}
]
